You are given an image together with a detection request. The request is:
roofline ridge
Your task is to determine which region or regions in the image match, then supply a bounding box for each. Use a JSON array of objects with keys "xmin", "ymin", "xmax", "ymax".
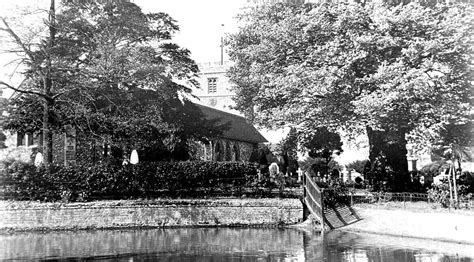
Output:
[{"xmin": 194, "ymin": 103, "xmax": 248, "ymax": 121}]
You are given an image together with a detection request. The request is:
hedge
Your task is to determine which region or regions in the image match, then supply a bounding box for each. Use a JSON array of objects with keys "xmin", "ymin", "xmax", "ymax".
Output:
[{"xmin": 0, "ymin": 160, "xmax": 297, "ymax": 201}]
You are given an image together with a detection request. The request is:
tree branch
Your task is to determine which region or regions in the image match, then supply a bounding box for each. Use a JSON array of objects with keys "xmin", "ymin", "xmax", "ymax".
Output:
[
  {"xmin": 51, "ymin": 87, "xmax": 81, "ymax": 100},
  {"xmin": 0, "ymin": 80, "xmax": 47, "ymax": 99},
  {"xmin": 0, "ymin": 18, "xmax": 39, "ymax": 67}
]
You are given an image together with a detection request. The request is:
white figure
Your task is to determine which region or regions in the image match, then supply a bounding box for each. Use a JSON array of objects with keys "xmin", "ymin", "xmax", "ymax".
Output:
[
  {"xmin": 34, "ymin": 152, "xmax": 43, "ymax": 167},
  {"xmin": 130, "ymin": 150, "xmax": 139, "ymax": 165},
  {"xmin": 269, "ymin": 162, "xmax": 279, "ymax": 176}
]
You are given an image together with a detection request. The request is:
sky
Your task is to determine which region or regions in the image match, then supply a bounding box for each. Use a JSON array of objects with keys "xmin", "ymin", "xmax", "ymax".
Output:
[{"xmin": 135, "ymin": 0, "xmax": 248, "ymax": 63}]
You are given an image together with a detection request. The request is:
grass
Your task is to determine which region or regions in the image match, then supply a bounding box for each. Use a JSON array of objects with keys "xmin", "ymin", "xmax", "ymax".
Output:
[{"xmin": 355, "ymin": 201, "xmax": 474, "ymax": 215}]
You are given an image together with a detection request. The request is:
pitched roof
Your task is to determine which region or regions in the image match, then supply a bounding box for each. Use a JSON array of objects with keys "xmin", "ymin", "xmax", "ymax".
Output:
[{"xmin": 195, "ymin": 104, "xmax": 267, "ymax": 144}]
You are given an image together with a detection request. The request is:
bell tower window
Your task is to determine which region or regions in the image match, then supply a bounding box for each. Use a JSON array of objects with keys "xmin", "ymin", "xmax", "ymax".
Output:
[{"xmin": 208, "ymin": 78, "xmax": 217, "ymax": 93}]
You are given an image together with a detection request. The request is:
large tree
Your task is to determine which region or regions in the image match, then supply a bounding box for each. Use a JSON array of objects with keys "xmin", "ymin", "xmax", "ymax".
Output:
[
  {"xmin": 227, "ymin": 2, "xmax": 472, "ymax": 190},
  {"xmin": 0, "ymin": 0, "xmax": 59, "ymax": 172},
  {"xmin": 2, "ymin": 1, "xmax": 223, "ymax": 164}
]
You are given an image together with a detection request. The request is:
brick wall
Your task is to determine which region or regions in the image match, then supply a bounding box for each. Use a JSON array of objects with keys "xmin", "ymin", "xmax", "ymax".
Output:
[{"xmin": 0, "ymin": 199, "xmax": 303, "ymax": 231}]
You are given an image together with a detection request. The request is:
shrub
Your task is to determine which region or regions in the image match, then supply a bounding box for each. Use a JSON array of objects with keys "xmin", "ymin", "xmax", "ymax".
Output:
[
  {"xmin": 427, "ymin": 181, "xmax": 473, "ymax": 208},
  {"xmin": 1, "ymin": 161, "xmax": 44, "ymax": 200},
  {"xmin": 427, "ymin": 183, "xmax": 451, "ymax": 208},
  {"xmin": 315, "ymin": 179, "xmax": 354, "ymax": 208},
  {"xmin": 0, "ymin": 160, "xmax": 261, "ymax": 201}
]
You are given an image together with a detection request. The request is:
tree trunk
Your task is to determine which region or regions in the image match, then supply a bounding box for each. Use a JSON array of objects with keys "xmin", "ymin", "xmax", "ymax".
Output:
[
  {"xmin": 42, "ymin": 0, "xmax": 56, "ymax": 174},
  {"xmin": 452, "ymin": 164, "xmax": 458, "ymax": 206},
  {"xmin": 43, "ymin": 97, "xmax": 54, "ymax": 173},
  {"xmin": 448, "ymin": 165, "xmax": 453, "ymax": 205},
  {"xmin": 366, "ymin": 126, "xmax": 410, "ymax": 191}
]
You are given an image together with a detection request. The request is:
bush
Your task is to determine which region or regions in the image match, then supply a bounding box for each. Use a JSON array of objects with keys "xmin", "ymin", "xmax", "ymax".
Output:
[
  {"xmin": 427, "ymin": 183, "xmax": 451, "ymax": 208},
  {"xmin": 427, "ymin": 181, "xmax": 473, "ymax": 208},
  {"xmin": 0, "ymin": 160, "xmax": 261, "ymax": 201},
  {"xmin": 1, "ymin": 161, "xmax": 47, "ymax": 200},
  {"xmin": 314, "ymin": 179, "xmax": 354, "ymax": 208}
]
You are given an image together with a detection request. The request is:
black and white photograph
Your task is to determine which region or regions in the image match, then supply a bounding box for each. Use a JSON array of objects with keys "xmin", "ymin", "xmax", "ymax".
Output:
[{"xmin": 0, "ymin": 0, "xmax": 473, "ymax": 260}]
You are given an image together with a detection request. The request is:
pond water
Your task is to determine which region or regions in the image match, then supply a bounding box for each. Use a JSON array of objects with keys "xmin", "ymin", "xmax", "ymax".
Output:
[{"xmin": 1, "ymin": 228, "xmax": 473, "ymax": 261}]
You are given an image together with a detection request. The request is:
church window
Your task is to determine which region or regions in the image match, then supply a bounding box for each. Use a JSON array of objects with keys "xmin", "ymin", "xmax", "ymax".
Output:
[
  {"xmin": 225, "ymin": 142, "xmax": 232, "ymax": 161},
  {"xmin": 208, "ymin": 78, "xmax": 217, "ymax": 93},
  {"xmin": 215, "ymin": 141, "xmax": 223, "ymax": 161},
  {"xmin": 17, "ymin": 132, "xmax": 34, "ymax": 147},
  {"xmin": 234, "ymin": 143, "xmax": 240, "ymax": 161},
  {"xmin": 17, "ymin": 133, "xmax": 26, "ymax": 146}
]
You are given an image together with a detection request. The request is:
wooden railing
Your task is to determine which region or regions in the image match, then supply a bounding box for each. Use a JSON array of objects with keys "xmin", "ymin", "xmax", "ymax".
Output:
[{"xmin": 302, "ymin": 172, "xmax": 325, "ymax": 230}]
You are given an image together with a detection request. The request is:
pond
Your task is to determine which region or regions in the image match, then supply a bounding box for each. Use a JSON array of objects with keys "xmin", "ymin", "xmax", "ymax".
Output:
[{"xmin": 1, "ymin": 228, "xmax": 473, "ymax": 261}]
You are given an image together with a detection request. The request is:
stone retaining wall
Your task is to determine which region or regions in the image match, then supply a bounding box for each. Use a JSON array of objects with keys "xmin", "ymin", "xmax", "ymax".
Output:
[{"xmin": 0, "ymin": 199, "xmax": 303, "ymax": 231}]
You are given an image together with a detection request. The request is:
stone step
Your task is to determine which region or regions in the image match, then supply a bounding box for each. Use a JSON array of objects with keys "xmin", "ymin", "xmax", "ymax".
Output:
[{"xmin": 323, "ymin": 205, "xmax": 359, "ymax": 229}]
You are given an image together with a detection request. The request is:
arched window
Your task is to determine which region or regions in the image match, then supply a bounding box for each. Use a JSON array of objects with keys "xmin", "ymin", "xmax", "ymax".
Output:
[
  {"xmin": 225, "ymin": 142, "xmax": 232, "ymax": 161},
  {"xmin": 234, "ymin": 143, "xmax": 240, "ymax": 161},
  {"xmin": 215, "ymin": 141, "xmax": 223, "ymax": 161}
]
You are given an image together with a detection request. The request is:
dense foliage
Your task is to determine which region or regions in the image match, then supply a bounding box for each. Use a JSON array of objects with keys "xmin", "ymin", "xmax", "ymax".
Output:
[
  {"xmin": 0, "ymin": 160, "xmax": 301, "ymax": 201},
  {"xmin": 274, "ymin": 127, "xmax": 299, "ymax": 175},
  {"xmin": 319, "ymin": 179, "xmax": 354, "ymax": 208},
  {"xmin": 427, "ymin": 182, "xmax": 472, "ymax": 208},
  {"xmin": 227, "ymin": 2, "xmax": 472, "ymax": 191}
]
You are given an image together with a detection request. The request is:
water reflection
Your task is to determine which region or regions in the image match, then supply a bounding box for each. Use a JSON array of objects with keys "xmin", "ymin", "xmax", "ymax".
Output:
[{"xmin": 0, "ymin": 228, "xmax": 472, "ymax": 261}]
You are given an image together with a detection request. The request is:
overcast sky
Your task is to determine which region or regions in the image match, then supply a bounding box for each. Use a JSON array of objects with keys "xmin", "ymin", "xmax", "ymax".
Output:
[{"xmin": 135, "ymin": 0, "xmax": 247, "ymax": 63}]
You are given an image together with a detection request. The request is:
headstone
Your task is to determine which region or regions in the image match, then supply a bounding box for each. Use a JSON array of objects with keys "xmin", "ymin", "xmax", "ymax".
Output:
[
  {"xmin": 130, "ymin": 149, "xmax": 139, "ymax": 165},
  {"xmin": 34, "ymin": 152, "xmax": 43, "ymax": 167}
]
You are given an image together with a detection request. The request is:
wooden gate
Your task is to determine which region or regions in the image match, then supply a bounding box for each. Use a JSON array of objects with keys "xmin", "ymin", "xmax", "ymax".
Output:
[
  {"xmin": 303, "ymin": 172, "xmax": 360, "ymax": 231},
  {"xmin": 302, "ymin": 172, "xmax": 326, "ymax": 230}
]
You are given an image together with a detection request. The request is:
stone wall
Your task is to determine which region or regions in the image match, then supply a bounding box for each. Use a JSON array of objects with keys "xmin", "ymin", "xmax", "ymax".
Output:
[
  {"xmin": 0, "ymin": 199, "xmax": 303, "ymax": 232},
  {"xmin": 0, "ymin": 130, "xmax": 71, "ymax": 166},
  {"xmin": 194, "ymin": 62, "xmax": 236, "ymax": 113},
  {"xmin": 239, "ymin": 141, "xmax": 255, "ymax": 162},
  {"xmin": 0, "ymin": 146, "xmax": 37, "ymax": 164},
  {"xmin": 1, "ymin": 129, "xmax": 257, "ymax": 165}
]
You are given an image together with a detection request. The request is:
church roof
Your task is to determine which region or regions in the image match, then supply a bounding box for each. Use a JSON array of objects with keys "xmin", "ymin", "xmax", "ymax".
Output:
[{"xmin": 195, "ymin": 104, "xmax": 267, "ymax": 144}]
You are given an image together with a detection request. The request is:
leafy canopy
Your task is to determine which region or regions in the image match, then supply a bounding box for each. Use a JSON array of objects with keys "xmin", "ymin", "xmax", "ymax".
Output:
[{"xmin": 227, "ymin": 2, "xmax": 472, "ymax": 139}]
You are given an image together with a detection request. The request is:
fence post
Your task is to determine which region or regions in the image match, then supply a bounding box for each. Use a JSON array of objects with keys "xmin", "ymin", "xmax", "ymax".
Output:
[
  {"xmin": 403, "ymin": 193, "xmax": 406, "ymax": 209},
  {"xmin": 303, "ymin": 173, "xmax": 306, "ymax": 201},
  {"xmin": 321, "ymin": 188, "xmax": 325, "ymax": 233},
  {"xmin": 302, "ymin": 173, "xmax": 309, "ymax": 221}
]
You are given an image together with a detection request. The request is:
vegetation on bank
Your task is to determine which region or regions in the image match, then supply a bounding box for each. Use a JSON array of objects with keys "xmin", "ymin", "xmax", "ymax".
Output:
[
  {"xmin": 0, "ymin": 160, "xmax": 300, "ymax": 202},
  {"xmin": 0, "ymin": 198, "xmax": 301, "ymax": 211}
]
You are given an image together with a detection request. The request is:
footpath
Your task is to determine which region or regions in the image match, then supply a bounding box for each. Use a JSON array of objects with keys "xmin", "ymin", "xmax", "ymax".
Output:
[{"xmin": 342, "ymin": 203, "xmax": 474, "ymax": 245}]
